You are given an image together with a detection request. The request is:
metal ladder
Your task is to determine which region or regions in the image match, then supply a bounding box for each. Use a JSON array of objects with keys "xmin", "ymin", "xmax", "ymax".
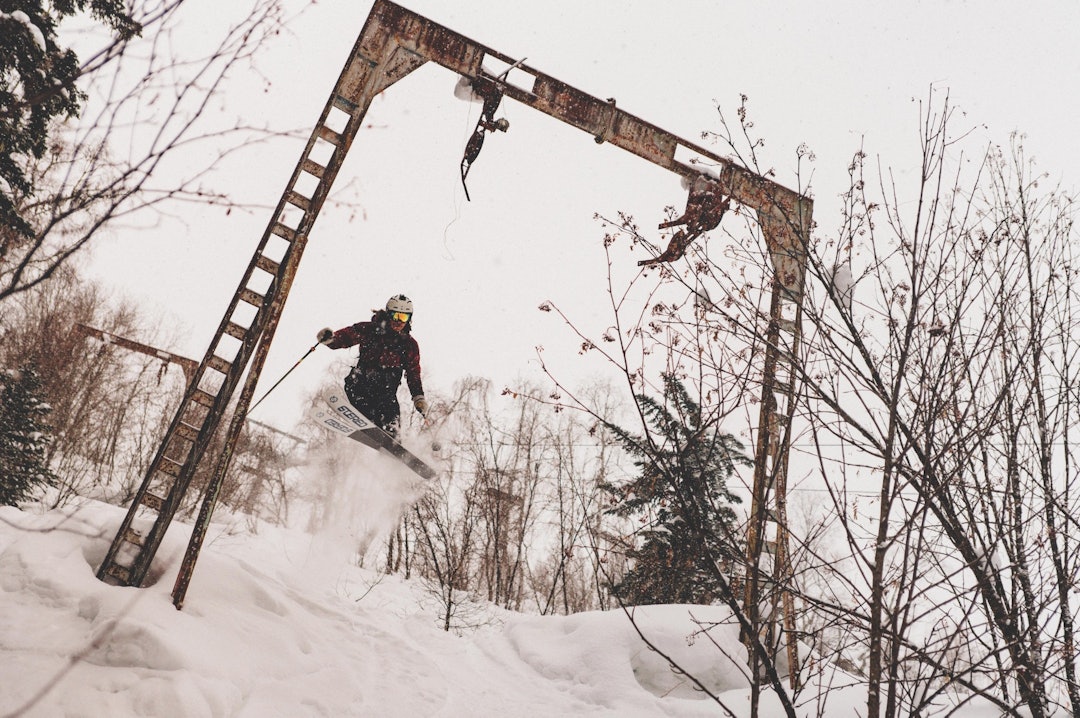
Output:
[
  {"xmin": 743, "ymin": 208, "xmax": 807, "ymax": 689},
  {"xmin": 94, "ymin": 15, "xmax": 420, "ymax": 591},
  {"xmin": 96, "ymin": 2, "xmax": 814, "ymax": 635}
]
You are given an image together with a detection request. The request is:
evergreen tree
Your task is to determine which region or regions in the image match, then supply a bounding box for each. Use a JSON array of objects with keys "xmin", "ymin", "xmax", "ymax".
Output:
[
  {"xmin": 0, "ymin": 0, "xmax": 140, "ymax": 238},
  {"xmin": 604, "ymin": 373, "xmax": 749, "ymax": 605},
  {"xmin": 0, "ymin": 364, "xmax": 58, "ymax": 505}
]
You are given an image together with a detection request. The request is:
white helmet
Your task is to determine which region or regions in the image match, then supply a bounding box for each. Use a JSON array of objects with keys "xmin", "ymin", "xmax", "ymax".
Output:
[{"xmin": 386, "ymin": 294, "xmax": 413, "ymax": 315}]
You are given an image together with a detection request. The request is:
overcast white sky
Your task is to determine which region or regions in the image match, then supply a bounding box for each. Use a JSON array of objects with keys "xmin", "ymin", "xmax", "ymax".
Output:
[{"xmin": 79, "ymin": 0, "xmax": 1080, "ymax": 433}]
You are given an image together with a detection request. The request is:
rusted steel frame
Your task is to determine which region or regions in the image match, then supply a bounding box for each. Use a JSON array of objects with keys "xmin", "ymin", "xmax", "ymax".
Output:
[
  {"xmin": 743, "ymin": 278, "xmax": 785, "ymax": 661},
  {"xmin": 742, "ymin": 284, "xmax": 803, "ymax": 683},
  {"xmin": 368, "ymin": 2, "xmax": 812, "ymax": 676},
  {"xmin": 97, "ymin": 289, "xmax": 257, "ymax": 587},
  {"xmin": 367, "ymin": 1, "xmax": 810, "ymax": 253},
  {"xmin": 74, "ymin": 322, "xmax": 199, "ymax": 384},
  {"xmin": 96, "ymin": 0, "xmax": 813, "ymax": 631},
  {"xmin": 366, "ymin": 1, "xmax": 811, "ymax": 301},
  {"xmin": 770, "ymin": 301, "xmax": 803, "ymax": 690},
  {"xmin": 171, "ymin": 14, "xmax": 402, "ymax": 606},
  {"xmin": 99, "ymin": 12, "xmax": 386, "ymax": 590},
  {"xmin": 757, "ymin": 204, "xmax": 810, "ymax": 300},
  {"xmin": 97, "ymin": 269, "xmax": 264, "ymax": 587},
  {"xmin": 172, "ymin": 235, "xmax": 308, "ymax": 609}
]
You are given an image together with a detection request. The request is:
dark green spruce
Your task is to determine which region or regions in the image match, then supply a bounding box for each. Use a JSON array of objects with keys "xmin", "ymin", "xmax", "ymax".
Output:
[
  {"xmin": 603, "ymin": 373, "xmax": 750, "ymax": 605},
  {"xmin": 1, "ymin": 1, "xmax": 140, "ymax": 238},
  {"xmin": 0, "ymin": 364, "xmax": 58, "ymax": 505}
]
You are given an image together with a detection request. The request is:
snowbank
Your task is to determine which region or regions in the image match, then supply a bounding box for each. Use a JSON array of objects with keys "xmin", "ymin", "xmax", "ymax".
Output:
[{"xmin": 0, "ymin": 501, "xmax": 791, "ymax": 717}]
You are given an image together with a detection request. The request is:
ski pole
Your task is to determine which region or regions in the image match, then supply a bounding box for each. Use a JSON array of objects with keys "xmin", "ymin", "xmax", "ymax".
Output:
[
  {"xmin": 247, "ymin": 342, "xmax": 319, "ymax": 415},
  {"xmin": 420, "ymin": 415, "xmax": 442, "ymax": 452}
]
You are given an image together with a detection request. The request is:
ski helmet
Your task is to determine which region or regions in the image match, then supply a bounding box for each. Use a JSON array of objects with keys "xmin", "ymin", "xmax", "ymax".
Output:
[{"xmin": 386, "ymin": 294, "xmax": 413, "ymax": 315}]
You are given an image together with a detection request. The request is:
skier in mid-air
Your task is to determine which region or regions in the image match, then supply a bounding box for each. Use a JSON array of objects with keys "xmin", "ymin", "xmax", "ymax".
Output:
[{"xmin": 317, "ymin": 294, "xmax": 427, "ymax": 438}]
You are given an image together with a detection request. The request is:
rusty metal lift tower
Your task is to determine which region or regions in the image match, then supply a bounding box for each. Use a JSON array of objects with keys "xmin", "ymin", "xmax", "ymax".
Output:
[
  {"xmin": 74, "ymin": 323, "xmax": 199, "ymax": 384},
  {"xmin": 95, "ymin": 0, "xmax": 811, "ymax": 676}
]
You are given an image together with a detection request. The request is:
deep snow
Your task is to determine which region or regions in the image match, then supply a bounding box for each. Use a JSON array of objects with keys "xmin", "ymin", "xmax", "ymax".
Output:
[
  {"xmin": 0, "ymin": 497, "xmax": 846, "ymax": 717},
  {"xmin": 1, "ymin": 435, "xmax": 1009, "ymax": 717}
]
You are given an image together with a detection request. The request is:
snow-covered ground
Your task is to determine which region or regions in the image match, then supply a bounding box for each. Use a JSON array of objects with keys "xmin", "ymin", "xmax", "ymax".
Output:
[
  {"xmin": 1, "ymin": 495, "xmax": 863, "ymax": 718},
  {"xmin": 4, "ymin": 430, "xmax": 1021, "ymax": 718}
]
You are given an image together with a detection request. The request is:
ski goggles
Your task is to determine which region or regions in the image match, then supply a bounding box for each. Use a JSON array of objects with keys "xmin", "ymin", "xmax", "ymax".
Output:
[{"xmin": 390, "ymin": 311, "xmax": 411, "ymax": 323}]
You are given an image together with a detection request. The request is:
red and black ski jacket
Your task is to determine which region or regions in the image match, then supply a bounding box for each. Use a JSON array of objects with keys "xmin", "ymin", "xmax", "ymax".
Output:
[{"xmin": 325, "ymin": 310, "xmax": 424, "ymax": 400}]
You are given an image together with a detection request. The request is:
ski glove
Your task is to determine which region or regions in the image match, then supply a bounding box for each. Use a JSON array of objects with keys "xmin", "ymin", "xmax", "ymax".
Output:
[
  {"xmin": 413, "ymin": 396, "xmax": 429, "ymax": 416},
  {"xmin": 317, "ymin": 327, "xmax": 334, "ymax": 345}
]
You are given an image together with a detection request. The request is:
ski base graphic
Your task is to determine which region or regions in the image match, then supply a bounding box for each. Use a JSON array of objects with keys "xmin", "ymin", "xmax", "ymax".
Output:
[{"xmin": 310, "ymin": 392, "xmax": 437, "ymax": 480}]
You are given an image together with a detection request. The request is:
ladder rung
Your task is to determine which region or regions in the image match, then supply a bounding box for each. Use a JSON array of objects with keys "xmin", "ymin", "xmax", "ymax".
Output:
[
  {"xmin": 773, "ymin": 346, "xmax": 794, "ymax": 362},
  {"xmin": 191, "ymin": 389, "xmax": 216, "ymax": 408},
  {"xmin": 175, "ymin": 422, "xmax": 200, "ymax": 442},
  {"xmin": 238, "ymin": 288, "xmax": 265, "ymax": 307},
  {"xmin": 779, "ymin": 296, "xmax": 800, "ymax": 310},
  {"xmin": 769, "ymin": 411, "xmax": 790, "ymax": 426},
  {"xmin": 207, "ymin": 355, "xmax": 232, "ymax": 375},
  {"xmin": 301, "ymin": 159, "xmax": 326, "ymax": 179},
  {"xmin": 142, "ymin": 492, "xmax": 166, "ymax": 511},
  {"xmin": 105, "ymin": 563, "xmax": 131, "ymax": 583},
  {"xmin": 123, "ymin": 527, "xmax": 144, "ymax": 546},
  {"xmin": 159, "ymin": 458, "xmax": 182, "ymax": 478},
  {"xmin": 254, "ymin": 255, "xmax": 280, "ymax": 274},
  {"xmin": 332, "ymin": 94, "xmax": 358, "ymax": 113},
  {"xmin": 285, "ymin": 191, "xmax": 311, "ymax": 212},
  {"xmin": 317, "ymin": 125, "xmax": 343, "ymax": 146},
  {"xmin": 223, "ymin": 321, "xmax": 248, "ymax": 341},
  {"xmin": 271, "ymin": 223, "xmax": 297, "ymax": 242}
]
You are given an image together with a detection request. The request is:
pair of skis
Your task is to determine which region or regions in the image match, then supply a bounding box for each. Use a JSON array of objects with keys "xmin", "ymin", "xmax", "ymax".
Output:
[{"xmin": 309, "ymin": 392, "xmax": 437, "ymax": 480}]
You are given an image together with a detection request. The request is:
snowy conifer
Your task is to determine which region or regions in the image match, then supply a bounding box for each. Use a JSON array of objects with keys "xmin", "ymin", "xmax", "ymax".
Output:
[
  {"xmin": 0, "ymin": 365, "xmax": 58, "ymax": 506},
  {"xmin": 603, "ymin": 373, "xmax": 749, "ymax": 605},
  {"xmin": 0, "ymin": 1, "xmax": 140, "ymax": 238}
]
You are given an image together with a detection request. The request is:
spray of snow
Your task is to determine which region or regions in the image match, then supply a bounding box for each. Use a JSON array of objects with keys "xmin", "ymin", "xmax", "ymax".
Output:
[{"xmin": 300, "ymin": 439, "xmax": 428, "ymax": 572}]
